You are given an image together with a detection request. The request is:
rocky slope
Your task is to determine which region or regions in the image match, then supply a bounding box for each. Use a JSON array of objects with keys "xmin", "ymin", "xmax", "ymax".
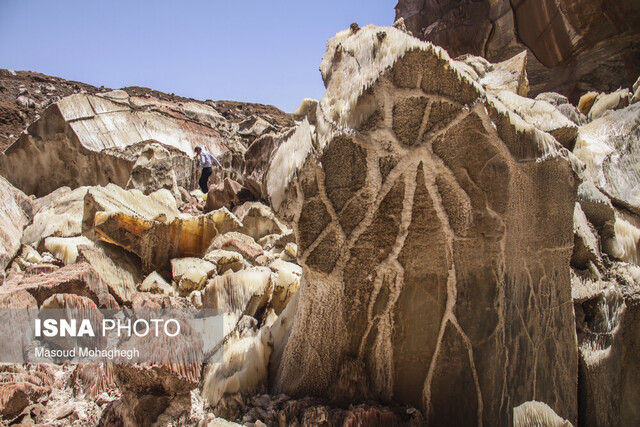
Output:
[
  {"xmin": 394, "ymin": 0, "xmax": 640, "ymax": 102},
  {"xmin": 1, "ymin": 19, "xmax": 640, "ymax": 427},
  {"xmin": 0, "ymin": 69, "xmax": 293, "ymax": 199}
]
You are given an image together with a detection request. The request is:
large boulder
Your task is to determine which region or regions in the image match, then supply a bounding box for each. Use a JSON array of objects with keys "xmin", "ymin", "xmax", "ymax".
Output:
[
  {"xmin": 243, "ymin": 133, "xmax": 286, "ymax": 200},
  {"xmin": 205, "ymin": 178, "xmax": 254, "ymax": 213},
  {"xmin": 93, "ymin": 208, "xmax": 241, "ymax": 273},
  {"xmin": 395, "ymin": 0, "xmax": 640, "ymax": 102},
  {"xmin": 124, "ymin": 141, "xmax": 195, "ymax": 197},
  {"xmin": 267, "ymin": 25, "xmax": 578, "ymax": 425},
  {"xmin": 22, "ymin": 183, "xmax": 181, "ymax": 247}
]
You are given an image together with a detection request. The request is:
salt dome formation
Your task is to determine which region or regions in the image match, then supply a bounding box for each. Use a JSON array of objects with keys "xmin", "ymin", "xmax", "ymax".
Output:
[
  {"xmin": 268, "ymin": 24, "xmax": 579, "ymax": 425},
  {"xmin": 1, "ymin": 17, "xmax": 640, "ymax": 427}
]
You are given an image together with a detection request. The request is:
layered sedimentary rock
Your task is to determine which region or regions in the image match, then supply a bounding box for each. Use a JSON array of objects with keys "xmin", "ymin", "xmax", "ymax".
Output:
[
  {"xmin": 395, "ymin": 0, "xmax": 640, "ymax": 101},
  {"xmin": 268, "ymin": 25, "xmax": 578, "ymax": 425},
  {"xmin": 22, "ymin": 183, "xmax": 180, "ymax": 247},
  {"xmin": 94, "ymin": 208, "xmax": 241, "ymax": 272}
]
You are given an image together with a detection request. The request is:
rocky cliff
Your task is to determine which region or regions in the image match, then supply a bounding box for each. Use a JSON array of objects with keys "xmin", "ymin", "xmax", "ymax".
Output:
[{"xmin": 394, "ymin": 0, "xmax": 640, "ymax": 102}]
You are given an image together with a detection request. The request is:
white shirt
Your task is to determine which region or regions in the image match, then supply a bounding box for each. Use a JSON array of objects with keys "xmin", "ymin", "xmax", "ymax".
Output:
[{"xmin": 197, "ymin": 150, "xmax": 222, "ymax": 170}]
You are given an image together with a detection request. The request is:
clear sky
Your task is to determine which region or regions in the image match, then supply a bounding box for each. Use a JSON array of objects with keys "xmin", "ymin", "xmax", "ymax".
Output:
[{"xmin": 0, "ymin": 1, "xmax": 396, "ymax": 112}]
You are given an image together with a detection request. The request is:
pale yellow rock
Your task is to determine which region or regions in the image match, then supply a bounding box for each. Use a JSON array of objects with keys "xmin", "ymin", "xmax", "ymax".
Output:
[
  {"xmin": 11, "ymin": 245, "xmax": 45, "ymax": 271},
  {"xmin": 284, "ymin": 242, "xmax": 298, "ymax": 259},
  {"xmin": 82, "ymin": 183, "xmax": 180, "ymax": 239},
  {"xmin": 78, "ymin": 243, "xmax": 143, "ymax": 304},
  {"xmin": 44, "ymin": 236, "xmax": 94, "ymax": 265},
  {"xmin": 513, "ymin": 401, "xmax": 573, "ymax": 427},
  {"xmin": 171, "ymin": 258, "xmax": 216, "ymax": 294},
  {"xmin": 22, "ymin": 186, "xmax": 88, "ymax": 247},
  {"xmin": 138, "ymin": 271, "xmax": 176, "ymax": 296},
  {"xmin": 201, "ymin": 325, "xmax": 272, "ymax": 408},
  {"xmin": 93, "ymin": 208, "xmax": 241, "ymax": 271},
  {"xmin": 268, "ymin": 259, "xmax": 301, "ymax": 315},
  {"xmin": 190, "ymin": 290, "xmax": 203, "ymax": 309},
  {"xmin": 235, "ymin": 202, "xmax": 289, "ymax": 241},
  {"xmin": 589, "ymin": 89, "xmax": 632, "ymax": 121},
  {"xmin": 254, "ymin": 253, "xmax": 276, "ymax": 267},
  {"xmin": 201, "ymin": 267, "xmax": 273, "ymax": 316},
  {"xmin": 479, "ymin": 50, "xmax": 529, "ymax": 96},
  {"xmin": 578, "ymin": 91, "xmax": 599, "ymax": 115},
  {"xmin": 21, "ymin": 245, "xmax": 42, "ymax": 264},
  {"xmin": 492, "ymin": 90, "xmax": 578, "ymax": 149},
  {"xmin": 191, "ymin": 189, "xmax": 207, "ymax": 202},
  {"xmin": 203, "ymin": 249, "xmax": 246, "ymax": 274}
]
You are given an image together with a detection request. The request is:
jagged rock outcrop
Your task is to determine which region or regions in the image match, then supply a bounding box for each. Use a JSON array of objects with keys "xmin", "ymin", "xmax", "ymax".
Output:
[
  {"xmin": 0, "ymin": 382, "xmax": 51, "ymax": 420},
  {"xmin": 395, "ymin": 0, "xmax": 640, "ymax": 102},
  {"xmin": 22, "ymin": 183, "xmax": 181, "ymax": 247},
  {"xmin": 243, "ymin": 133, "xmax": 286, "ymax": 200},
  {"xmin": 235, "ymin": 202, "xmax": 290, "ymax": 242},
  {"xmin": 124, "ymin": 141, "xmax": 194, "ymax": 197},
  {"xmin": 267, "ymin": 25, "xmax": 578, "ymax": 425},
  {"xmin": 574, "ymin": 102, "xmax": 640, "ymax": 214},
  {"xmin": 78, "ymin": 242, "xmax": 144, "ymax": 304},
  {"xmin": 566, "ymin": 84, "xmax": 640, "ymax": 426},
  {"xmin": 138, "ymin": 271, "xmax": 176, "ymax": 296}
]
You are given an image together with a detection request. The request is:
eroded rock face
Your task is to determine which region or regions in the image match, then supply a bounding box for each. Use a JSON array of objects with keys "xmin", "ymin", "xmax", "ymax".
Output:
[
  {"xmin": 574, "ymin": 103, "xmax": 640, "ymax": 214},
  {"xmin": 268, "ymin": 25, "xmax": 578, "ymax": 425},
  {"xmin": 125, "ymin": 141, "xmax": 194, "ymax": 197},
  {"xmin": 0, "ymin": 87, "xmax": 291, "ymax": 197},
  {"xmin": 0, "ymin": 176, "xmax": 31, "ymax": 271},
  {"xmin": 395, "ymin": 0, "xmax": 640, "ymax": 102}
]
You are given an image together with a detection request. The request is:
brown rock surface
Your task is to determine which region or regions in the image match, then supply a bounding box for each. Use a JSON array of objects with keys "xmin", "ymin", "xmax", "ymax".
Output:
[
  {"xmin": 268, "ymin": 25, "xmax": 578, "ymax": 425},
  {"xmin": 0, "ymin": 382, "xmax": 51, "ymax": 420},
  {"xmin": 3, "ymin": 262, "xmax": 118, "ymax": 308},
  {"xmin": 205, "ymin": 178, "xmax": 254, "ymax": 212},
  {"xmin": 395, "ymin": 0, "xmax": 640, "ymax": 102}
]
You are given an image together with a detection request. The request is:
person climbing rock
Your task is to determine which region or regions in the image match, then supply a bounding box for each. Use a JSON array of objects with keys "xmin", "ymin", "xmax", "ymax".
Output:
[{"xmin": 194, "ymin": 146, "xmax": 222, "ymax": 194}]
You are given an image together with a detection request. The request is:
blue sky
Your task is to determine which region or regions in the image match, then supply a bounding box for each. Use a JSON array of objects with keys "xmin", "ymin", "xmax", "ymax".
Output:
[{"xmin": 0, "ymin": 1, "xmax": 396, "ymax": 112}]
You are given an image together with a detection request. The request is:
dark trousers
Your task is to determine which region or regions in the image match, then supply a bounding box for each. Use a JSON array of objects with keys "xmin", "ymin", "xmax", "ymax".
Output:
[{"xmin": 199, "ymin": 167, "xmax": 213, "ymax": 193}]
